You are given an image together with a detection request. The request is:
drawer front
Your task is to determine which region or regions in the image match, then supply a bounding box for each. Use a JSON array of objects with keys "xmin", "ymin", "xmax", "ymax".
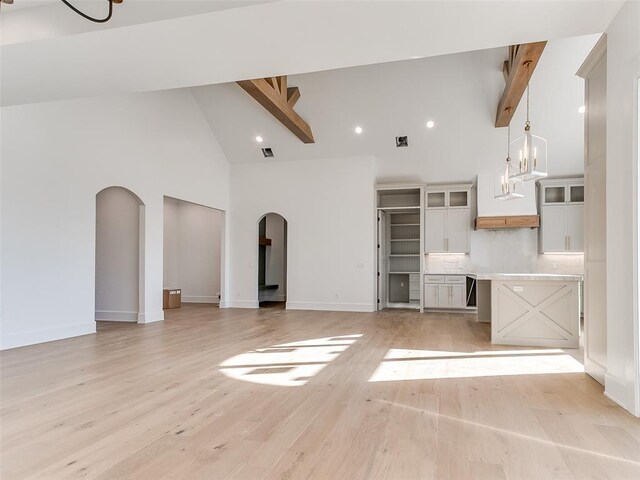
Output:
[
  {"xmin": 425, "ymin": 275, "xmax": 445, "ymax": 284},
  {"xmin": 445, "ymin": 275, "xmax": 466, "ymax": 284}
]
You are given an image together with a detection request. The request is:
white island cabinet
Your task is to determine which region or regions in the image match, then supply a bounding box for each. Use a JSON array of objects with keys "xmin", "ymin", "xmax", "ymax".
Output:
[{"xmin": 476, "ymin": 274, "xmax": 583, "ymax": 348}]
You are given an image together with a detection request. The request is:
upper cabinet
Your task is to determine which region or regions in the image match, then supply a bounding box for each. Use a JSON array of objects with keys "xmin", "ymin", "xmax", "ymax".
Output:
[
  {"xmin": 539, "ymin": 178, "xmax": 584, "ymax": 253},
  {"xmin": 425, "ymin": 185, "xmax": 472, "ymax": 254}
]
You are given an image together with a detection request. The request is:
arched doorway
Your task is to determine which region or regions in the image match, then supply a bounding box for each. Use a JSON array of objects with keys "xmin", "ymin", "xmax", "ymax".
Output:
[
  {"xmin": 95, "ymin": 187, "xmax": 145, "ymax": 323},
  {"xmin": 257, "ymin": 213, "xmax": 287, "ymax": 308}
]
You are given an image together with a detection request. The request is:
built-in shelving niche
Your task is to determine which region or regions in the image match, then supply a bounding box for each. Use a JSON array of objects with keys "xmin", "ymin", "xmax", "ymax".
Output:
[{"xmin": 377, "ymin": 187, "xmax": 423, "ymax": 310}]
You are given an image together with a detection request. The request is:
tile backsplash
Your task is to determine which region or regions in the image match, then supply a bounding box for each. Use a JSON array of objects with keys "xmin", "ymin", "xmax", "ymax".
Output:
[{"xmin": 424, "ymin": 228, "xmax": 584, "ymax": 274}]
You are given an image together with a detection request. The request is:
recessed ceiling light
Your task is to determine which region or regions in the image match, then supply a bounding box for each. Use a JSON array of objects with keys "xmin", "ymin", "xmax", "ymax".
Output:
[
  {"xmin": 354, "ymin": 126, "xmax": 363, "ymax": 134},
  {"xmin": 255, "ymin": 136, "xmax": 263, "ymax": 143},
  {"xmin": 578, "ymin": 105, "xmax": 586, "ymax": 114},
  {"xmin": 426, "ymin": 120, "xmax": 435, "ymax": 129}
]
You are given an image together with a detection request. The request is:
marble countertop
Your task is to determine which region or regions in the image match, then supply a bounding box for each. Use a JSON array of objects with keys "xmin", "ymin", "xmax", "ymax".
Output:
[
  {"xmin": 424, "ymin": 272, "xmax": 583, "ymax": 281},
  {"xmin": 474, "ymin": 273, "xmax": 583, "ymax": 281}
]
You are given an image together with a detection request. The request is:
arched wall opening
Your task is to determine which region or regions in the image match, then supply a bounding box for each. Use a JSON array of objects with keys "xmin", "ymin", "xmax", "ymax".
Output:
[
  {"xmin": 257, "ymin": 213, "xmax": 288, "ymax": 308},
  {"xmin": 95, "ymin": 186, "xmax": 145, "ymax": 322}
]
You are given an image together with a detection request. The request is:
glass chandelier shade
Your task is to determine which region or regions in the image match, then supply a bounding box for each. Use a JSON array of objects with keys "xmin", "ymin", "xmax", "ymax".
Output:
[
  {"xmin": 495, "ymin": 160, "xmax": 524, "ymax": 200},
  {"xmin": 510, "ymin": 127, "xmax": 548, "ymax": 182},
  {"xmin": 508, "ymin": 61, "xmax": 548, "ymax": 182},
  {"xmin": 494, "ymin": 124, "xmax": 524, "ymax": 200}
]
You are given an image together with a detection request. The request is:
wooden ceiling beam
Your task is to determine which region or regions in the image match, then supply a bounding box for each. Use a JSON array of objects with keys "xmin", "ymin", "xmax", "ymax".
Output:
[
  {"xmin": 237, "ymin": 76, "xmax": 314, "ymax": 144},
  {"xmin": 287, "ymin": 87, "xmax": 301, "ymax": 107},
  {"xmin": 495, "ymin": 41, "xmax": 547, "ymax": 128}
]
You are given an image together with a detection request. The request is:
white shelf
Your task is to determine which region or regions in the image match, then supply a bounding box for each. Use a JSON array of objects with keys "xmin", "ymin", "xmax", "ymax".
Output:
[
  {"xmin": 391, "ymin": 223, "xmax": 420, "ymax": 226},
  {"xmin": 389, "ymin": 271, "xmax": 420, "ymax": 274},
  {"xmin": 377, "ymin": 206, "xmax": 420, "ymax": 210},
  {"xmin": 390, "ymin": 239, "xmax": 420, "ymax": 242},
  {"xmin": 389, "ymin": 254, "xmax": 419, "ymax": 257}
]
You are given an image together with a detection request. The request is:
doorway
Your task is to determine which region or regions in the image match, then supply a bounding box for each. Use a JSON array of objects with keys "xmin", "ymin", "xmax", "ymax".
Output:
[
  {"xmin": 95, "ymin": 187, "xmax": 144, "ymax": 322},
  {"xmin": 163, "ymin": 196, "xmax": 224, "ymax": 309},
  {"xmin": 258, "ymin": 213, "xmax": 287, "ymax": 308}
]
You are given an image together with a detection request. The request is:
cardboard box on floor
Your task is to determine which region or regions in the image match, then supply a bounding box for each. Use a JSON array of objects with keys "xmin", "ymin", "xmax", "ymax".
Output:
[{"xmin": 163, "ymin": 289, "xmax": 181, "ymax": 309}]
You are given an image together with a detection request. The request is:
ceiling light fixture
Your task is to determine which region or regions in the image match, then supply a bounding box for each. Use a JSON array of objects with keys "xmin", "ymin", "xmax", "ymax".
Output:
[
  {"xmin": 495, "ymin": 119, "xmax": 523, "ymax": 200},
  {"xmin": 509, "ymin": 61, "xmax": 548, "ymax": 182},
  {"xmin": 578, "ymin": 105, "xmax": 586, "ymax": 114},
  {"xmin": 426, "ymin": 121, "xmax": 435, "ymax": 129},
  {"xmin": 60, "ymin": 0, "xmax": 122, "ymax": 24},
  {"xmin": 354, "ymin": 126, "xmax": 363, "ymax": 134},
  {"xmin": 255, "ymin": 136, "xmax": 263, "ymax": 143}
]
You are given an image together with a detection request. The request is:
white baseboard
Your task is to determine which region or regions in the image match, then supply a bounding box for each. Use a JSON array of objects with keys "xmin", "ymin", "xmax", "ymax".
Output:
[
  {"xmin": 584, "ymin": 357, "xmax": 606, "ymax": 386},
  {"xmin": 605, "ymin": 372, "xmax": 636, "ymax": 415},
  {"xmin": 138, "ymin": 311, "xmax": 164, "ymax": 324},
  {"xmin": 182, "ymin": 296, "xmax": 219, "ymax": 304},
  {"xmin": 95, "ymin": 310, "xmax": 138, "ymax": 322},
  {"xmin": 1, "ymin": 322, "xmax": 96, "ymax": 351},
  {"xmin": 286, "ymin": 302, "xmax": 375, "ymax": 312}
]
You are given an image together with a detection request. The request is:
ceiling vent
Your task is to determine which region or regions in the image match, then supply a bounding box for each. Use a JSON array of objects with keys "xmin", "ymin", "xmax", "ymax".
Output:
[
  {"xmin": 395, "ymin": 136, "xmax": 409, "ymax": 148},
  {"xmin": 261, "ymin": 147, "xmax": 274, "ymax": 158}
]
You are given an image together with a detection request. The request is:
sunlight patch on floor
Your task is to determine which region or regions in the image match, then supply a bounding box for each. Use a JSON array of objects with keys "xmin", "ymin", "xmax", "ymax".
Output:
[
  {"xmin": 219, "ymin": 334, "xmax": 362, "ymax": 386},
  {"xmin": 368, "ymin": 348, "xmax": 584, "ymax": 382}
]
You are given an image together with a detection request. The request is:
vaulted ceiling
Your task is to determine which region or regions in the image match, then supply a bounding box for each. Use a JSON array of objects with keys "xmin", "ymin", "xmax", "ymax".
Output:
[
  {"xmin": 192, "ymin": 33, "xmax": 599, "ymax": 183},
  {"xmin": 0, "ymin": 1, "xmax": 623, "ymax": 106}
]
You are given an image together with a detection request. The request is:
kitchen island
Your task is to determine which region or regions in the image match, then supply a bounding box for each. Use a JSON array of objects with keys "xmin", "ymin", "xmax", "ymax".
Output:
[{"xmin": 476, "ymin": 273, "xmax": 583, "ymax": 348}]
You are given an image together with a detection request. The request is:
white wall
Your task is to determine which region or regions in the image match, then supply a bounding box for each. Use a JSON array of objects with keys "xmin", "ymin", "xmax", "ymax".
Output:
[
  {"xmin": 95, "ymin": 187, "xmax": 142, "ymax": 321},
  {"xmin": 163, "ymin": 197, "xmax": 223, "ymax": 303},
  {"xmin": 0, "ymin": 89, "xmax": 229, "ymax": 349},
  {"xmin": 163, "ymin": 197, "xmax": 180, "ymax": 290},
  {"xmin": 604, "ymin": 0, "xmax": 640, "ymax": 416},
  {"xmin": 227, "ymin": 156, "xmax": 376, "ymax": 311}
]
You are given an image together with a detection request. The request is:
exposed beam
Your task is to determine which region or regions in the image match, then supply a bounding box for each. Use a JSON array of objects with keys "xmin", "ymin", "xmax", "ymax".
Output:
[
  {"xmin": 287, "ymin": 87, "xmax": 301, "ymax": 107},
  {"xmin": 237, "ymin": 76, "xmax": 314, "ymax": 143},
  {"xmin": 495, "ymin": 41, "xmax": 547, "ymax": 128}
]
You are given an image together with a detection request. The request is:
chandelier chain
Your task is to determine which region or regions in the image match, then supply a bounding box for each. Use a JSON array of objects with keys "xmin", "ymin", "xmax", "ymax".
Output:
[
  {"xmin": 60, "ymin": 0, "xmax": 113, "ymax": 23},
  {"xmin": 525, "ymin": 61, "xmax": 531, "ymax": 129}
]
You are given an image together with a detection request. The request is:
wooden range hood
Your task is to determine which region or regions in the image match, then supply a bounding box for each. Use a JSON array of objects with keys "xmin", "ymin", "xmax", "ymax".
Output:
[
  {"xmin": 474, "ymin": 215, "xmax": 540, "ymax": 230},
  {"xmin": 475, "ymin": 174, "xmax": 539, "ymax": 230}
]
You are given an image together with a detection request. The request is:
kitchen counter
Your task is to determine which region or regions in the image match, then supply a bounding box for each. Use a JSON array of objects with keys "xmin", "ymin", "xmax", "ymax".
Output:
[
  {"xmin": 475, "ymin": 273, "xmax": 583, "ymax": 282},
  {"xmin": 475, "ymin": 275, "xmax": 581, "ymax": 348}
]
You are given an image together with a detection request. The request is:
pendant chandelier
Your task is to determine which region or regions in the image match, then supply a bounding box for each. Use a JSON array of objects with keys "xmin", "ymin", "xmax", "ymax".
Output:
[
  {"xmin": 509, "ymin": 61, "xmax": 548, "ymax": 182},
  {"xmin": 494, "ymin": 121, "xmax": 523, "ymax": 200}
]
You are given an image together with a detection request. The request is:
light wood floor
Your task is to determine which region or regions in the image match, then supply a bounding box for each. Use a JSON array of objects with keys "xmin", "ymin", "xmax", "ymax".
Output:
[{"xmin": 2, "ymin": 305, "xmax": 640, "ymax": 479}]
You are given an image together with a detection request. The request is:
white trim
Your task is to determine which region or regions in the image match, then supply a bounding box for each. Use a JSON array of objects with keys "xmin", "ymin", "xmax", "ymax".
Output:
[
  {"xmin": 605, "ymin": 372, "xmax": 635, "ymax": 412},
  {"xmin": 182, "ymin": 296, "xmax": 219, "ymax": 304},
  {"xmin": 285, "ymin": 301, "xmax": 375, "ymax": 312},
  {"xmin": 1, "ymin": 322, "xmax": 96, "ymax": 351},
  {"xmin": 137, "ymin": 311, "xmax": 164, "ymax": 323},
  {"xmin": 584, "ymin": 357, "xmax": 607, "ymax": 386},
  {"xmin": 576, "ymin": 34, "xmax": 607, "ymax": 78},
  {"xmin": 223, "ymin": 300, "xmax": 259, "ymax": 309},
  {"xmin": 633, "ymin": 72, "xmax": 640, "ymax": 417},
  {"xmin": 95, "ymin": 310, "xmax": 138, "ymax": 322}
]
